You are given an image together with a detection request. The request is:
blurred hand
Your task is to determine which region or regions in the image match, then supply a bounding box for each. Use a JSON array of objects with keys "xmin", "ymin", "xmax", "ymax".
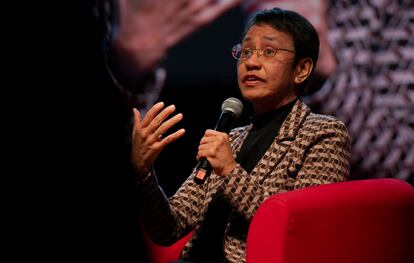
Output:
[
  {"xmin": 131, "ymin": 102, "xmax": 185, "ymax": 178},
  {"xmin": 114, "ymin": 0, "xmax": 242, "ymax": 72},
  {"xmin": 197, "ymin": 129, "xmax": 236, "ymax": 176},
  {"xmin": 252, "ymin": 0, "xmax": 336, "ymax": 77}
]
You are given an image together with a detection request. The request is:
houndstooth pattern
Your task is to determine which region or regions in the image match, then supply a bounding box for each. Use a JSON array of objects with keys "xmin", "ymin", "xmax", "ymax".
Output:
[
  {"xmin": 306, "ymin": 0, "xmax": 414, "ymax": 182},
  {"xmin": 136, "ymin": 100, "xmax": 350, "ymax": 262}
]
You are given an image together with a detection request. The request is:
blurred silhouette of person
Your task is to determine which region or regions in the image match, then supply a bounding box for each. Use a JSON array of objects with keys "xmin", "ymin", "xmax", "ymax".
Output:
[
  {"xmin": 131, "ymin": 8, "xmax": 350, "ymax": 263},
  {"xmin": 28, "ymin": 0, "xmax": 241, "ymax": 261}
]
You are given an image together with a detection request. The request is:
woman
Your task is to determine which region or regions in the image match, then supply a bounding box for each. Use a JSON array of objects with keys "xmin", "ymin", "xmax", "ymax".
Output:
[{"xmin": 131, "ymin": 8, "xmax": 350, "ymax": 263}]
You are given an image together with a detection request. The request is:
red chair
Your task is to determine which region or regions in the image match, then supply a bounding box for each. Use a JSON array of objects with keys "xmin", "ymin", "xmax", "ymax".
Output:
[
  {"xmin": 247, "ymin": 178, "xmax": 414, "ymax": 263},
  {"xmin": 143, "ymin": 229, "xmax": 192, "ymax": 263},
  {"xmin": 143, "ymin": 179, "xmax": 414, "ymax": 263}
]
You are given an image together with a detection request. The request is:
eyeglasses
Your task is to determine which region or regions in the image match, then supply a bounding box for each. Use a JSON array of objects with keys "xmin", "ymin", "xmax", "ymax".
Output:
[{"xmin": 232, "ymin": 44, "xmax": 296, "ymax": 61}]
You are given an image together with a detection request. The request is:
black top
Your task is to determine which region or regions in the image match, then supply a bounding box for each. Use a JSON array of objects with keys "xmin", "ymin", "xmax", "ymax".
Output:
[{"xmin": 236, "ymin": 99, "xmax": 297, "ymax": 173}]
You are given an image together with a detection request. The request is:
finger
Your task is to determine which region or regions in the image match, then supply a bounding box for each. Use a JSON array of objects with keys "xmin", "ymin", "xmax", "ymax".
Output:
[
  {"xmin": 206, "ymin": 130, "xmax": 229, "ymax": 141},
  {"xmin": 132, "ymin": 108, "xmax": 142, "ymax": 133},
  {"xmin": 204, "ymin": 129, "xmax": 220, "ymax": 136},
  {"xmin": 199, "ymin": 135, "xmax": 216, "ymax": 145},
  {"xmin": 159, "ymin": 128, "xmax": 186, "ymax": 147},
  {"xmin": 155, "ymin": 112, "xmax": 183, "ymax": 136},
  {"xmin": 198, "ymin": 144, "xmax": 216, "ymax": 156},
  {"xmin": 151, "ymin": 131, "xmax": 164, "ymax": 143},
  {"xmin": 148, "ymin": 104, "xmax": 176, "ymax": 133},
  {"xmin": 193, "ymin": 0, "xmax": 241, "ymax": 26},
  {"xmin": 196, "ymin": 148, "xmax": 214, "ymax": 160},
  {"xmin": 196, "ymin": 151, "xmax": 203, "ymax": 160},
  {"xmin": 196, "ymin": 149, "xmax": 206, "ymax": 160},
  {"xmin": 164, "ymin": 0, "xmax": 240, "ymax": 47},
  {"xmin": 183, "ymin": 0, "xmax": 240, "ymax": 26},
  {"xmin": 159, "ymin": 0, "xmax": 193, "ymax": 29},
  {"xmin": 212, "ymin": 0, "xmax": 242, "ymax": 12},
  {"xmin": 182, "ymin": 0, "xmax": 212, "ymax": 17},
  {"xmin": 141, "ymin": 101, "xmax": 165, "ymax": 128},
  {"xmin": 199, "ymin": 130, "xmax": 219, "ymax": 145}
]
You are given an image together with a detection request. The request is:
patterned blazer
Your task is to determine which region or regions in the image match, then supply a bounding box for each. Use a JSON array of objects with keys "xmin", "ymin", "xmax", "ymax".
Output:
[{"xmin": 136, "ymin": 100, "xmax": 351, "ymax": 263}]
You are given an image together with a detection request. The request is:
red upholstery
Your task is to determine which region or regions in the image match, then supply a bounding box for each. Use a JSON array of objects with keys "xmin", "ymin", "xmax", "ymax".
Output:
[
  {"xmin": 247, "ymin": 178, "xmax": 414, "ymax": 263},
  {"xmin": 143, "ymin": 179, "xmax": 414, "ymax": 263},
  {"xmin": 143, "ymin": 230, "xmax": 192, "ymax": 263}
]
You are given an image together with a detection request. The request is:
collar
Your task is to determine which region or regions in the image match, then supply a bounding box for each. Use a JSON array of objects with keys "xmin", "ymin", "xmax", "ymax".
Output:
[
  {"xmin": 276, "ymin": 99, "xmax": 311, "ymax": 141},
  {"xmin": 250, "ymin": 99, "xmax": 297, "ymax": 130}
]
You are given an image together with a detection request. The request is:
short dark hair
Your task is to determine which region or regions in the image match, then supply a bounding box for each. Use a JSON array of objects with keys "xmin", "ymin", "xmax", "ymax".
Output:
[{"xmin": 242, "ymin": 8, "xmax": 320, "ymax": 94}]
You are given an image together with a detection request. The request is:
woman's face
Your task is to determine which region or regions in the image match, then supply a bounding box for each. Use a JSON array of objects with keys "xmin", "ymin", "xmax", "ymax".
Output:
[{"xmin": 237, "ymin": 24, "xmax": 298, "ymax": 114}]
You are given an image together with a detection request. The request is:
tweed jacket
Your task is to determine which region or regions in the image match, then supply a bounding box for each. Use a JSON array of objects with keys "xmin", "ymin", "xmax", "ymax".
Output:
[{"xmin": 136, "ymin": 100, "xmax": 351, "ymax": 263}]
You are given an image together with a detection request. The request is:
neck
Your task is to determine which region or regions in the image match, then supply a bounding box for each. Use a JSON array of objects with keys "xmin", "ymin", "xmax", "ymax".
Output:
[{"xmin": 253, "ymin": 95, "xmax": 297, "ymax": 116}]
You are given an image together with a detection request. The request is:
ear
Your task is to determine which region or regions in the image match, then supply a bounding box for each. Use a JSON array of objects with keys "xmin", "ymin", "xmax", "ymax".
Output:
[{"xmin": 294, "ymin": 58, "xmax": 314, "ymax": 86}]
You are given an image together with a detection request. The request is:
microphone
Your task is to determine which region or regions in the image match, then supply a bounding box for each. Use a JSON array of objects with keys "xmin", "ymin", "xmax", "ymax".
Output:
[{"xmin": 194, "ymin": 97, "xmax": 243, "ymax": 184}]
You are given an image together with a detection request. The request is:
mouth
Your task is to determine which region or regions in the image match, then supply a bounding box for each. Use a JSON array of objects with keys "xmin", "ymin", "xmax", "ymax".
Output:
[{"xmin": 242, "ymin": 75, "xmax": 265, "ymax": 87}]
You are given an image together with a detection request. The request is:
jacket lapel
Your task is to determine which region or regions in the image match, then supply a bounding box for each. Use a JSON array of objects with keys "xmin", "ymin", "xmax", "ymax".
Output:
[{"xmin": 250, "ymin": 100, "xmax": 311, "ymax": 181}]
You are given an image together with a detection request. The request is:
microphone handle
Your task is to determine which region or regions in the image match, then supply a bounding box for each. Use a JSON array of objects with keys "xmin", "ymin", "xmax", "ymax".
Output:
[
  {"xmin": 193, "ymin": 111, "xmax": 237, "ymax": 185},
  {"xmin": 194, "ymin": 157, "xmax": 211, "ymax": 184}
]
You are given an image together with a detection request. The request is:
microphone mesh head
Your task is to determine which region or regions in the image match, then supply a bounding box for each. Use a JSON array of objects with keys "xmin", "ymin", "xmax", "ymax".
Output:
[{"xmin": 222, "ymin": 97, "xmax": 243, "ymax": 118}]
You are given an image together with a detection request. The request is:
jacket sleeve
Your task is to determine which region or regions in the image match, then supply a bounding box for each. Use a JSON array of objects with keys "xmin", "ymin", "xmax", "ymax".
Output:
[{"xmin": 135, "ymin": 167, "xmax": 220, "ymax": 246}]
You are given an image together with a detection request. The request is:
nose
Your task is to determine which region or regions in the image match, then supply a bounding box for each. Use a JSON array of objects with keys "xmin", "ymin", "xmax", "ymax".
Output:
[{"xmin": 242, "ymin": 51, "xmax": 262, "ymax": 70}]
